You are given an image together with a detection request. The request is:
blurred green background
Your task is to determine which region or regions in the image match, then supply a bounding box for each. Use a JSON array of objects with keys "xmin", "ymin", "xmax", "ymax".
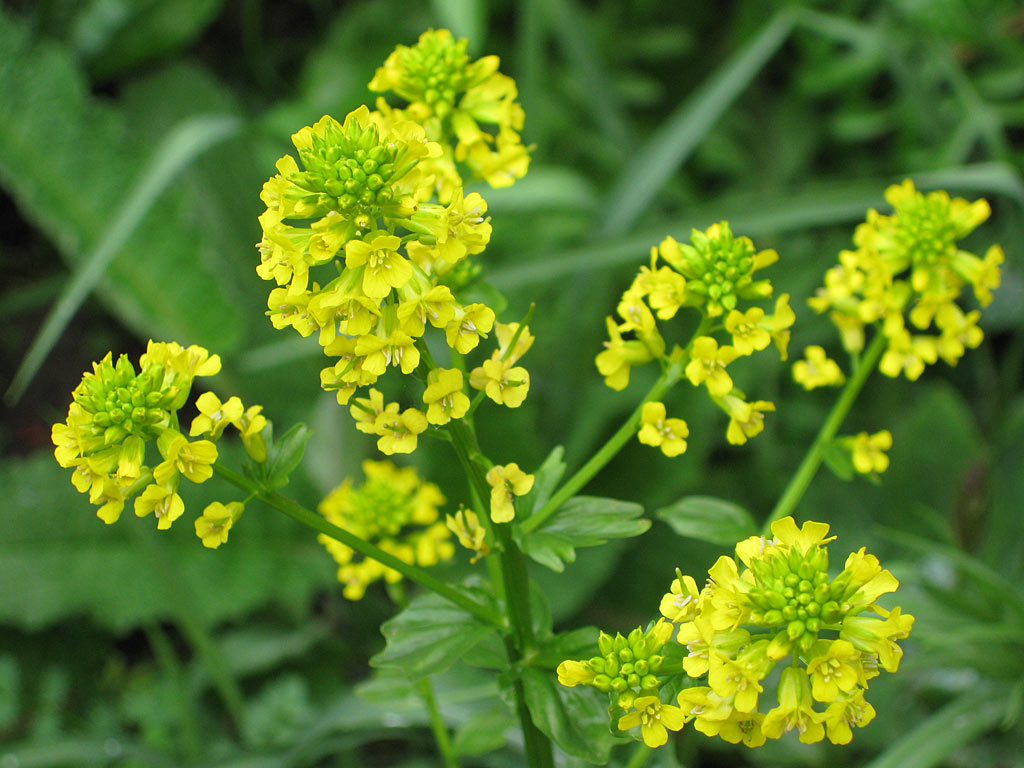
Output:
[{"xmin": 2, "ymin": 0, "xmax": 1024, "ymax": 765}]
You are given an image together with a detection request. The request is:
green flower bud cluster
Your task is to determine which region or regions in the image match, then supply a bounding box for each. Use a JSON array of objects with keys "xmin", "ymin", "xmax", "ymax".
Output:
[
  {"xmin": 290, "ymin": 116, "xmax": 416, "ymax": 224},
  {"xmin": 385, "ymin": 31, "xmax": 475, "ymax": 115},
  {"xmin": 53, "ymin": 341, "xmax": 266, "ymax": 535},
  {"xmin": 73, "ymin": 353, "xmax": 181, "ymax": 445},
  {"xmin": 745, "ymin": 543, "xmax": 838, "ymax": 654},
  {"xmin": 661, "ymin": 222, "xmax": 775, "ymax": 317},
  {"xmin": 557, "ymin": 621, "xmax": 672, "ymax": 711},
  {"xmin": 893, "ymin": 192, "xmax": 961, "ymax": 270}
]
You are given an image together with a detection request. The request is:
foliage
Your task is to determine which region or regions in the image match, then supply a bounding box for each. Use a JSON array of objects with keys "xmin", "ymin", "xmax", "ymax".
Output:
[{"xmin": 3, "ymin": 1, "xmax": 1024, "ymax": 767}]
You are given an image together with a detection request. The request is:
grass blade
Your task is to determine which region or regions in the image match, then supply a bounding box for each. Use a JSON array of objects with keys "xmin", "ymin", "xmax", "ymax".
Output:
[
  {"xmin": 494, "ymin": 165, "xmax": 1019, "ymax": 288},
  {"xmin": 5, "ymin": 113, "xmax": 240, "ymax": 404},
  {"xmin": 598, "ymin": 7, "xmax": 798, "ymax": 236},
  {"xmin": 543, "ymin": 0, "xmax": 630, "ymax": 146},
  {"xmin": 865, "ymin": 686, "xmax": 1006, "ymax": 768}
]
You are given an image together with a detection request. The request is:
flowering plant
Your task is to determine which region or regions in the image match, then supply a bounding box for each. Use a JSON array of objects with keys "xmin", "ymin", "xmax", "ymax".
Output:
[{"xmin": 47, "ymin": 29, "xmax": 1006, "ymax": 768}]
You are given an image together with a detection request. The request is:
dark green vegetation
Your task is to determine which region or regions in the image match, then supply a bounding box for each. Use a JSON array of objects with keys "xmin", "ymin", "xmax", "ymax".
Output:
[{"xmin": 2, "ymin": 0, "xmax": 1023, "ymax": 765}]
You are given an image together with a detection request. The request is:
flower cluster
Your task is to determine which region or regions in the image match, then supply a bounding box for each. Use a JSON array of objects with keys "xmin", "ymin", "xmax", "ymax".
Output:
[
  {"xmin": 257, "ymin": 31, "xmax": 531, "ymax": 456},
  {"xmin": 557, "ymin": 621, "xmax": 683, "ymax": 748},
  {"xmin": 807, "ymin": 180, "xmax": 1002, "ymax": 381},
  {"xmin": 51, "ymin": 341, "xmax": 265, "ymax": 545},
  {"xmin": 598, "ymin": 223, "xmax": 794, "ymax": 455},
  {"xmin": 317, "ymin": 460, "xmax": 454, "ymax": 599},
  {"xmin": 370, "ymin": 29, "xmax": 530, "ymax": 192},
  {"xmin": 558, "ymin": 517, "xmax": 913, "ymax": 748}
]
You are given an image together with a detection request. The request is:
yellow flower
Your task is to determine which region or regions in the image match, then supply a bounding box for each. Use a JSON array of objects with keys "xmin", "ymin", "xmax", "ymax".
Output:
[
  {"xmin": 708, "ymin": 641, "xmax": 773, "ymax": 714},
  {"xmin": 725, "ymin": 308, "xmax": 771, "ymax": 356},
  {"xmin": 685, "ymin": 336, "xmax": 739, "ymax": 396},
  {"xmin": 806, "ymin": 639, "xmax": 861, "ymax": 702},
  {"xmin": 89, "ymin": 478, "xmax": 126, "ymax": 524},
  {"xmin": 493, "ymin": 321, "xmax": 534, "ymax": 365},
  {"xmin": 154, "ymin": 434, "xmax": 218, "ymax": 485},
  {"xmin": 596, "ymin": 317, "xmax": 658, "ymax": 391},
  {"xmin": 659, "ymin": 574, "xmax": 701, "ymax": 623},
  {"xmin": 234, "ymin": 405, "xmax": 268, "ymax": 463},
  {"xmin": 823, "ymin": 689, "xmax": 876, "ymax": 745},
  {"xmin": 769, "ymin": 516, "xmax": 835, "ymax": 551},
  {"xmin": 849, "ymin": 430, "xmax": 892, "ymax": 474},
  {"xmin": 423, "ymin": 368, "xmax": 470, "ymax": 424},
  {"xmin": 556, "ymin": 660, "xmax": 596, "ymax": 687},
  {"xmin": 351, "ymin": 388, "xmax": 386, "ymax": 434},
  {"xmin": 763, "ymin": 293, "xmax": 796, "ymax": 360},
  {"xmin": 792, "ymin": 346, "xmax": 846, "ymax": 389},
  {"xmin": 133, "ymin": 483, "xmax": 186, "ymax": 530},
  {"xmin": 195, "ymin": 501, "xmax": 245, "ymax": 548},
  {"xmin": 761, "ymin": 667, "xmax": 825, "ymax": 744},
  {"xmin": 935, "ymin": 303, "xmax": 983, "ymax": 365},
  {"xmin": 637, "ymin": 401, "xmax": 689, "ymax": 457},
  {"xmin": 356, "ymin": 330, "xmax": 420, "ymax": 376},
  {"xmin": 344, "ymin": 234, "xmax": 414, "ymax": 299},
  {"xmin": 719, "ymin": 395, "xmax": 774, "ymax": 446},
  {"xmin": 618, "ymin": 696, "xmax": 685, "ymax": 748},
  {"xmin": 374, "ymin": 404, "xmax": 428, "ymax": 455},
  {"xmin": 445, "ymin": 507, "xmax": 490, "ymax": 562},
  {"xmin": 189, "ymin": 392, "xmax": 244, "ymax": 439},
  {"xmin": 469, "ymin": 358, "xmax": 530, "ymax": 408},
  {"xmin": 879, "ymin": 329, "xmax": 938, "ymax": 380},
  {"xmin": 445, "ymin": 303, "xmax": 495, "ymax": 353},
  {"xmin": 485, "ymin": 463, "xmax": 534, "ymax": 523}
]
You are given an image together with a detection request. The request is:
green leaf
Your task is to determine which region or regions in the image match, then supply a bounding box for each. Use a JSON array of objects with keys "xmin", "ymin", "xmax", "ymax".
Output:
[
  {"xmin": 0, "ymin": 452, "xmax": 333, "ymax": 632},
  {"xmin": 521, "ymin": 667, "xmax": 627, "ymax": 764},
  {"xmin": 370, "ymin": 587, "xmax": 500, "ymax": 680},
  {"xmin": 72, "ymin": 0, "xmax": 225, "ymax": 81},
  {"xmin": 0, "ymin": 9, "xmax": 249, "ymax": 402},
  {"xmin": 822, "ymin": 439, "xmax": 855, "ymax": 481},
  {"xmin": 5, "ymin": 111, "xmax": 240, "ymax": 404},
  {"xmin": 656, "ymin": 495, "xmax": 756, "ymax": 546},
  {"xmin": 263, "ymin": 424, "xmax": 313, "ymax": 491},
  {"xmin": 452, "ymin": 703, "xmax": 514, "ymax": 757},
  {"xmin": 865, "ymin": 685, "xmax": 1006, "ymax": 768},
  {"xmin": 531, "ymin": 626, "xmax": 600, "ymax": 669},
  {"xmin": 517, "ymin": 496, "xmax": 650, "ymax": 572},
  {"xmin": 521, "ymin": 445, "xmax": 567, "ymax": 520}
]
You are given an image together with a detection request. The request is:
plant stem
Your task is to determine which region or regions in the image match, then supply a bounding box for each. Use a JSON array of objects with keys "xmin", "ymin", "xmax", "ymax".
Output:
[
  {"xmin": 625, "ymin": 743, "xmax": 654, "ymax": 768},
  {"xmin": 444, "ymin": 418, "xmax": 555, "ymax": 768},
  {"xmin": 761, "ymin": 330, "xmax": 887, "ymax": 535},
  {"xmin": 386, "ymin": 584, "xmax": 460, "ymax": 768},
  {"xmin": 522, "ymin": 357, "xmax": 686, "ymax": 534},
  {"xmin": 211, "ymin": 462, "xmax": 506, "ymax": 629},
  {"xmin": 418, "ymin": 677, "xmax": 460, "ymax": 768}
]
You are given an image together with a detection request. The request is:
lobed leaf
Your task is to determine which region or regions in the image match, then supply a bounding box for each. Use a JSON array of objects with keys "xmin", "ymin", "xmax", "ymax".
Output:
[
  {"xmin": 656, "ymin": 495, "xmax": 756, "ymax": 546},
  {"xmin": 370, "ymin": 586, "xmax": 501, "ymax": 680},
  {"xmin": 521, "ymin": 667, "xmax": 628, "ymax": 764},
  {"xmin": 517, "ymin": 496, "xmax": 650, "ymax": 572}
]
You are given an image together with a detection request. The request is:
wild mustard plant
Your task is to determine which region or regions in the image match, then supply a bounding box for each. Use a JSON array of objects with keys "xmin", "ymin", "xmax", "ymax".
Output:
[{"xmin": 51, "ymin": 29, "xmax": 1004, "ymax": 767}]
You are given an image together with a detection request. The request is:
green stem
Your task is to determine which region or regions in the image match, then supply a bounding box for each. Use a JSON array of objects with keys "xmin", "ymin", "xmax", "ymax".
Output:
[
  {"xmin": 129, "ymin": 521, "xmax": 244, "ymax": 729},
  {"xmin": 444, "ymin": 419, "xmax": 554, "ymax": 768},
  {"xmin": 624, "ymin": 743, "xmax": 654, "ymax": 768},
  {"xmin": 143, "ymin": 623, "xmax": 201, "ymax": 761},
  {"xmin": 211, "ymin": 462, "xmax": 505, "ymax": 630},
  {"xmin": 387, "ymin": 583, "xmax": 460, "ymax": 768},
  {"xmin": 522, "ymin": 356, "xmax": 686, "ymax": 534},
  {"xmin": 418, "ymin": 677, "xmax": 460, "ymax": 768},
  {"xmin": 761, "ymin": 330, "xmax": 887, "ymax": 535}
]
